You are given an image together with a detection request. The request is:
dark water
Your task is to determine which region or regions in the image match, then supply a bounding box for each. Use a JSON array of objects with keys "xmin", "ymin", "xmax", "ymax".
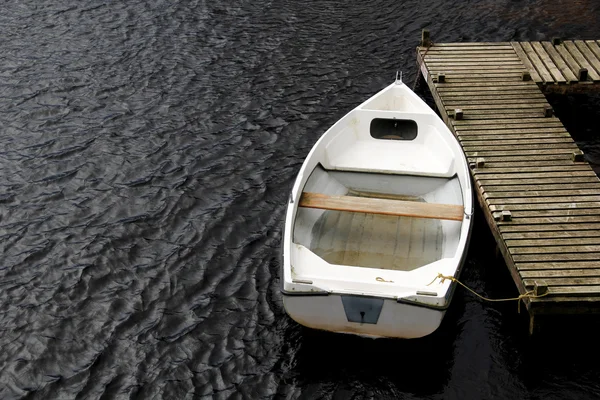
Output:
[{"xmin": 2, "ymin": 1, "xmax": 600, "ymax": 399}]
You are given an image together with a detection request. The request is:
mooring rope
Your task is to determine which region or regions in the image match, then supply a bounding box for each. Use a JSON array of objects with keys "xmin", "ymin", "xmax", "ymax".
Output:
[{"xmin": 427, "ymin": 273, "xmax": 549, "ymax": 313}]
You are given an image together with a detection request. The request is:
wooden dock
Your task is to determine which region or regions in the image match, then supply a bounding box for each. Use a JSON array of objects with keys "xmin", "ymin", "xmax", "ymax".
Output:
[{"xmin": 416, "ymin": 34, "xmax": 600, "ymax": 333}]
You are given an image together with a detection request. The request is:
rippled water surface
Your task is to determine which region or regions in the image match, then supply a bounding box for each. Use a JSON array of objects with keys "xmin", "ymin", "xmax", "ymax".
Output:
[{"xmin": 2, "ymin": 0, "xmax": 600, "ymax": 398}]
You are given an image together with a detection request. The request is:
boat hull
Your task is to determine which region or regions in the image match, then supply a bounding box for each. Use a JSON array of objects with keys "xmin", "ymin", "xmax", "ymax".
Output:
[
  {"xmin": 281, "ymin": 81, "xmax": 474, "ymax": 339},
  {"xmin": 282, "ymin": 293, "xmax": 445, "ymax": 339}
]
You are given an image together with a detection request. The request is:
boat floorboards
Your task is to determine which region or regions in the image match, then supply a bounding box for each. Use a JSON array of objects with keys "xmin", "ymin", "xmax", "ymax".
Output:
[{"xmin": 310, "ymin": 209, "xmax": 443, "ymax": 271}]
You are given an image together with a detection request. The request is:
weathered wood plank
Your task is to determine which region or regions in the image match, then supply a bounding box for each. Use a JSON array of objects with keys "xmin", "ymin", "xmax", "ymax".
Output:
[
  {"xmin": 471, "ymin": 160, "xmax": 586, "ymax": 169},
  {"xmin": 574, "ymin": 40, "xmax": 600, "ymax": 76},
  {"xmin": 457, "ymin": 128, "xmax": 568, "ymax": 136},
  {"xmin": 481, "ymin": 184, "xmax": 599, "ymax": 193},
  {"xmin": 504, "ymin": 229, "xmax": 600, "ymax": 240},
  {"xmin": 531, "ymin": 41, "xmax": 567, "ymax": 83},
  {"xmin": 470, "ymin": 165, "xmax": 591, "ymax": 173},
  {"xmin": 447, "ymin": 103, "xmax": 548, "ymax": 111},
  {"xmin": 490, "ymin": 196, "xmax": 600, "ymax": 205},
  {"xmin": 562, "ymin": 41, "xmax": 600, "ymax": 81},
  {"xmin": 511, "ymin": 42, "xmax": 543, "ymax": 82},
  {"xmin": 428, "ymin": 67, "xmax": 531, "ymax": 73},
  {"xmin": 445, "ymin": 98, "xmax": 549, "ymax": 105},
  {"xmin": 514, "ymin": 253, "xmax": 600, "ymax": 262},
  {"xmin": 446, "ymin": 99, "xmax": 549, "ymax": 106},
  {"xmin": 454, "ymin": 109, "xmax": 546, "ymax": 116},
  {"xmin": 509, "ymin": 208, "xmax": 600, "ymax": 218},
  {"xmin": 542, "ymin": 41, "xmax": 579, "ymax": 82},
  {"xmin": 545, "ymin": 286, "xmax": 600, "ymax": 295},
  {"xmin": 524, "ymin": 277, "xmax": 600, "ymax": 286},
  {"xmin": 433, "ymin": 70, "xmax": 531, "ymax": 75},
  {"xmin": 521, "ymin": 269, "xmax": 600, "ymax": 278},
  {"xmin": 441, "ymin": 91, "xmax": 547, "ymax": 98},
  {"xmin": 457, "ymin": 122, "xmax": 564, "ymax": 130},
  {"xmin": 453, "ymin": 117, "xmax": 561, "ymax": 125},
  {"xmin": 458, "ymin": 113, "xmax": 545, "ymax": 120},
  {"xmin": 497, "ymin": 203, "xmax": 600, "ymax": 213},
  {"xmin": 475, "ymin": 171, "xmax": 596, "ymax": 179},
  {"xmin": 438, "ymin": 86, "xmax": 541, "ymax": 93},
  {"xmin": 425, "ymin": 56, "xmax": 520, "ymax": 60},
  {"xmin": 520, "ymin": 42, "xmax": 555, "ymax": 83},
  {"xmin": 428, "ymin": 61, "xmax": 524, "ymax": 67},
  {"xmin": 425, "ymin": 42, "xmax": 513, "ymax": 47},
  {"xmin": 467, "ymin": 149, "xmax": 581, "ymax": 157},
  {"xmin": 298, "ymin": 192, "xmax": 464, "ymax": 221},
  {"xmin": 517, "ymin": 261, "xmax": 600, "ymax": 270},
  {"xmin": 423, "ymin": 52, "xmax": 518, "ymax": 57},
  {"xmin": 463, "ymin": 138, "xmax": 575, "ymax": 146},
  {"xmin": 485, "ymin": 189, "xmax": 600, "ymax": 199},
  {"xmin": 508, "ymin": 237, "xmax": 600, "ymax": 247},
  {"xmin": 511, "ymin": 245, "xmax": 600, "ymax": 254},
  {"xmin": 439, "ymin": 76, "xmax": 525, "ymax": 82},
  {"xmin": 469, "ymin": 154, "xmax": 574, "ymax": 163},
  {"xmin": 424, "ymin": 56, "xmax": 521, "ymax": 61},
  {"xmin": 531, "ymin": 295, "xmax": 600, "ymax": 304},
  {"xmin": 499, "ymin": 222, "xmax": 600, "ymax": 232},
  {"xmin": 421, "ymin": 46, "xmax": 512, "ymax": 52},
  {"xmin": 584, "ymin": 40, "xmax": 600, "ymax": 63},
  {"xmin": 444, "ymin": 98, "xmax": 548, "ymax": 106},
  {"xmin": 439, "ymin": 77, "xmax": 537, "ymax": 84},
  {"xmin": 424, "ymin": 54, "xmax": 519, "ymax": 59},
  {"xmin": 519, "ymin": 268, "xmax": 600, "ymax": 285},
  {"xmin": 460, "ymin": 134, "xmax": 572, "ymax": 142},
  {"xmin": 464, "ymin": 143, "xmax": 579, "ymax": 151},
  {"xmin": 555, "ymin": 43, "xmax": 585, "ymax": 79},
  {"xmin": 497, "ymin": 215, "xmax": 600, "ymax": 226},
  {"xmin": 442, "ymin": 76, "xmax": 525, "ymax": 82},
  {"xmin": 421, "ymin": 48, "xmax": 516, "ymax": 54},
  {"xmin": 437, "ymin": 81, "xmax": 535, "ymax": 88}
]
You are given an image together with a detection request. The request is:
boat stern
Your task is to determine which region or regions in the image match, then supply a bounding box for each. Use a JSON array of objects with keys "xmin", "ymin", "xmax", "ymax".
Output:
[{"xmin": 282, "ymin": 293, "xmax": 445, "ymax": 339}]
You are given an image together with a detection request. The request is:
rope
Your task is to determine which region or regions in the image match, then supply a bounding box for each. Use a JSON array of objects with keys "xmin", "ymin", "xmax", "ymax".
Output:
[
  {"xmin": 412, "ymin": 41, "xmax": 433, "ymax": 91},
  {"xmin": 427, "ymin": 273, "xmax": 549, "ymax": 313}
]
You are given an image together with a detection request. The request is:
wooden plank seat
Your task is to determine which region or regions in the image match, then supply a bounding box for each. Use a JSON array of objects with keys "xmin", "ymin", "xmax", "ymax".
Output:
[{"xmin": 299, "ymin": 192, "xmax": 464, "ymax": 221}]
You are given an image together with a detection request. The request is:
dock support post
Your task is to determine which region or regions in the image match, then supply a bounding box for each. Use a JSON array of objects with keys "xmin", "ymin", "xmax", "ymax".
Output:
[
  {"xmin": 529, "ymin": 313, "xmax": 537, "ymax": 336},
  {"xmin": 421, "ymin": 29, "xmax": 431, "ymax": 47}
]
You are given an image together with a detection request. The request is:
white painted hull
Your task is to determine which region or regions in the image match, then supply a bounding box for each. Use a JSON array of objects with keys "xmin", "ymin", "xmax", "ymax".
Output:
[
  {"xmin": 283, "ymin": 294, "xmax": 445, "ymax": 339},
  {"xmin": 281, "ymin": 79, "xmax": 473, "ymax": 339}
]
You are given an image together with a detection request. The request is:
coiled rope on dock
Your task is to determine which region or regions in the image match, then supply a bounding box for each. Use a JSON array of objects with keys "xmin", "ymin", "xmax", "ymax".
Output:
[{"xmin": 427, "ymin": 273, "xmax": 549, "ymax": 313}]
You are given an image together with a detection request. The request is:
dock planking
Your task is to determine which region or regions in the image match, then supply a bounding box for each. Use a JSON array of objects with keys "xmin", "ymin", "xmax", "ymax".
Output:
[{"xmin": 417, "ymin": 34, "xmax": 600, "ymax": 334}]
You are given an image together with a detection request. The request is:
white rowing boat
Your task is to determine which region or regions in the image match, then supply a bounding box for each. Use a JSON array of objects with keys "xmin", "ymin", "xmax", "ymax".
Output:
[{"xmin": 281, "ymin": 77, "xmax": 473, "ymax": 339}]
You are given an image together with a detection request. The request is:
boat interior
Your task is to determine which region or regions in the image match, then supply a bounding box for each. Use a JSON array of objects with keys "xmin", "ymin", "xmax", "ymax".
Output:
[
  {"xmin": 293, "ymin": 166, "xmax": 464, "ymax": 272},
  {"xmin": 292, "ymin": 83, "xmax": 466, "ymax": 273}
]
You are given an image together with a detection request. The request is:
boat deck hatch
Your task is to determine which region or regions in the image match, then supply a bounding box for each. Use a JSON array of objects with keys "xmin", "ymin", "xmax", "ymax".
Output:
[{"xmin": 370, "ymin": 118, "xmax": 417, "ymax": 140}]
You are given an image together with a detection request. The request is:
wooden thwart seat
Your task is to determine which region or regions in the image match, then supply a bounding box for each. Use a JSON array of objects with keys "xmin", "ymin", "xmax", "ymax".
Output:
[{"xmin": 299, "ymin": 192, "xmax": 464, "ymax": 221}]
